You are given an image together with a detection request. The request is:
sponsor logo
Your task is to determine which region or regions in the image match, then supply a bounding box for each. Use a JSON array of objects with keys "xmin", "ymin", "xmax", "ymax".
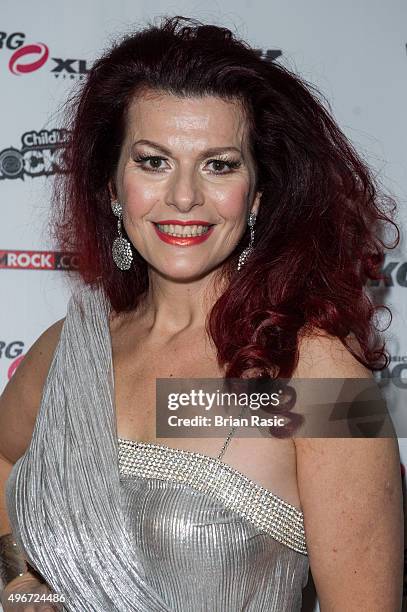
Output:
[
  {"xmin": 0, "ymin": 129, "xmax": 70, "ymax": 180},
  {"xmin": 0, "ymin": 30, "xmax": 89, "ymax": 78},
  {"xmin": 368, "ymin": 259, "xmax": 407, "ymax": 288},
  {"xmin": 254, "ymin": 48, "xmax": 282, "ymax": 61},
  {"xmin": 1, "ymin": 31, "xmax": 278, "ymax": 78},
  {"xmin": 0, "ymin": 31, "xmax": 25, "ymax": 49},
  {"xmin": 0, "ymin": 340, "xmax": 25, "ymax": 359},
  {"xmin": 50, "ymin": 58, "xmax": 89, "ymax": 79},
  {"xmin": 7, "ymin": 354, "xmax": 25, "ymax": 379},
  {"xmin": 376, "ymin": 356, "xmax": 407, "ymax": 388},
  {"xmin": 9, "ymin": 42, "xmax": 49, "ymax": 75},
  {"xmin": 0, "ymin": 340, "xmax": 25, "ymax": 380},
  {"xmin": 0, "ymin": 250, "xmax": 79, "ymax": 270}
]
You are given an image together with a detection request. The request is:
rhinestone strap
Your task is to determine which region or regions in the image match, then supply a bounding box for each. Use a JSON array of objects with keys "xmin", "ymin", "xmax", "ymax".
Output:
[
  {"xmin": 117, "ymin": 438, "xmax": 307, "ymax": 556},
  {"xmin": 217, "ymin": 403, "xmax": 248, "ymax": 460}
]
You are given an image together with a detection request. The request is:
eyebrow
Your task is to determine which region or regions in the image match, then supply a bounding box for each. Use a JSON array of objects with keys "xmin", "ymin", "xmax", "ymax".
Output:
[{"xmin": 131, "ymin": 139, "xmax": 242, "ymax": 158}]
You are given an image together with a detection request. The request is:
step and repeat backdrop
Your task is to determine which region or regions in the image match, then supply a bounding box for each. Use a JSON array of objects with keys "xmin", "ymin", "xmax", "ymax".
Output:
[{"xmin": 1, "ymin": 1, "xmax": 406, "ymax": 610}]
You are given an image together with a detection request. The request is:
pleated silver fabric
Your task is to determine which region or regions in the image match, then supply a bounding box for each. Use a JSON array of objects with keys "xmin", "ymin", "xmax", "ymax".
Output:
[
  {"xmin": 6, "ymin": 284, "xmax": 310, "ymax": 611},
  {"xmin": 119, "ymin": 474, "xmax": 309, "ymax": 611}
]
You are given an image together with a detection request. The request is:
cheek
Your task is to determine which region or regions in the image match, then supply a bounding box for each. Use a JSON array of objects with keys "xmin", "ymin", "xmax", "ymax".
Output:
[
  {"xmin": 120, "ymin": 169, "xmax": 250, "ymax": 220},
  {"xmin": 212, "ymin": 183, "xmax": 249, "ymax": 218},
  {"xmin": 121, "ymin": 173, "xmax": 160, "ymax": 216}
]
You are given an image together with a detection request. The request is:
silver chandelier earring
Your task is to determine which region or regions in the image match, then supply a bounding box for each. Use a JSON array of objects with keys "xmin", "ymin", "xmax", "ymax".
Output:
[
  {"xmin": 111, "ymin": 200, "xmax": 133, "ymax": 270},
  {"xmin": 237, "ymin": 212, "xmax": 256, "ymax": 271}
]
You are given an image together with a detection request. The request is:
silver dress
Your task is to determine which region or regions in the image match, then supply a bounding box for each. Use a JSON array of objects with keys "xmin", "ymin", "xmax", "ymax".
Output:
[{"xmin": 6, "ymin": 285, "xmax": 309, "ymax": 611}]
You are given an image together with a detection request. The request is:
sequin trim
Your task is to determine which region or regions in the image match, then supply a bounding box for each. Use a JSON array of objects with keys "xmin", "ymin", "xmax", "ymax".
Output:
[{"xmin": 117, "ymin": 438, "xmax": 308, "ymax": 556}]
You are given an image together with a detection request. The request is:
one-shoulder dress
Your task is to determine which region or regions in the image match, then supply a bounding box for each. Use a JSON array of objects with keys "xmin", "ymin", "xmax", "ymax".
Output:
[{"xmin": 5, "ymin": 285, "xmax": 310, "ymax": 611}]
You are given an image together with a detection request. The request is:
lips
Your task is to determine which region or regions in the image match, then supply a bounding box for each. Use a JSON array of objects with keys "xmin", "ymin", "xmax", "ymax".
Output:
[
  {"xmin": 154, "ymin": 220, "xmax": 214, "ymax": 226},
  {"xmin": 152, "ymin": 222, "xmax": 215, "ymax": 246}
]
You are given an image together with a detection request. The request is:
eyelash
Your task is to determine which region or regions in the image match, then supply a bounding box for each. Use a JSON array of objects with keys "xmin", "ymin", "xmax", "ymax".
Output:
[{"xmin": 132, "ymin": 155, "xmax": 241, "ymax": 174}]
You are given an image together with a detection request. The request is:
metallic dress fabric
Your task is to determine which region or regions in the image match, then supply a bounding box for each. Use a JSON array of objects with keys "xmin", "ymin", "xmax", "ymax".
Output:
[{"xmin": 6, "ymin": 285, "xmax": 309, "ymax": 611}]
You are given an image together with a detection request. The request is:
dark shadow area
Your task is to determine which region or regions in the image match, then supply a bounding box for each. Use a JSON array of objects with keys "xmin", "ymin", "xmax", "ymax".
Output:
[{"xmin": 301, "ymin": 570, "xmax": 318, "ymax": 611}]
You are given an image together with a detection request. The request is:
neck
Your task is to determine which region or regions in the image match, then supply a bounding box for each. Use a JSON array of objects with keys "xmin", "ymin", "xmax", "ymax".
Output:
[{"xmin": 135, "ymin": 266, "xmax": 228, "ymax": 337}]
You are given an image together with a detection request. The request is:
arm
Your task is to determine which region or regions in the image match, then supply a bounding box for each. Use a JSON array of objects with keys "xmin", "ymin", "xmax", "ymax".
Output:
[
  {"xmin": 0, "ymin": 318, "xmax": 65, "ymax": 591},
  {"xmin": 0, "ymin": 317, "xmax": 65, "ymax": 465},
  {"xmin": 292, "ymin": 333, "xmax": 404, "ymax": 611}
]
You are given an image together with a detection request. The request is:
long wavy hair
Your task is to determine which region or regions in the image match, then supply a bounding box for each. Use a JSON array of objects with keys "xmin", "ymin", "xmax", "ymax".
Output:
[{"xmin": 50, "ymin": 14, "xmax": 399, "ymax": 381}]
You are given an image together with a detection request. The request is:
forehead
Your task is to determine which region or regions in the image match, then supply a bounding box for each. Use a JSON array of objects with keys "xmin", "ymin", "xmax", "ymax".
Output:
[{"xmin": 124, "ymin": 89, "xmax": 248, "ymax": 146}]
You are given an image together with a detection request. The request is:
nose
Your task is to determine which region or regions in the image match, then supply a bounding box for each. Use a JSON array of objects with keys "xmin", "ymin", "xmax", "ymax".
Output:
[{"xmin": 165, "ymin": 165, "xmax": 204, "ymax": 211}]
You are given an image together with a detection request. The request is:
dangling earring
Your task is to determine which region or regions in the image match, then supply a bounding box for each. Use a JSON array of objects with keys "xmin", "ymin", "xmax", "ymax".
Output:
[
  {"xmin": 111, "ymin": 200, "xmax": 133, "ymax": 270},
  {"xmin": 237, "ymin": 212, "xmax": 256, "ymax": 271}
]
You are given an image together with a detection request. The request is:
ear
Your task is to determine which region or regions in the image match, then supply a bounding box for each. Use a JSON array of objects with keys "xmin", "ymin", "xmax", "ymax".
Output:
[{"xmin": 251, "ymin": 190, "xmax": 262, "ymax": 216}]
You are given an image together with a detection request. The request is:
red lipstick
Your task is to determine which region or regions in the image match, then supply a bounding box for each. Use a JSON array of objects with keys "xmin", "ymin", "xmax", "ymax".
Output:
[
  {"xmin": 155, "ymin": 220, "xmax": 213, "ymax": 226},
  {"xmin": 152, "ymin": 220, "xmax": 215, "ymax": 247}
]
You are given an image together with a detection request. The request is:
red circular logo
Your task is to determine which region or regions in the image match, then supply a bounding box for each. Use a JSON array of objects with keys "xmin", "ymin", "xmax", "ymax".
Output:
[
  {"xmin": 9, "ymin": 43, "xmax": 49, "ymax": 75},
  {"xmin": 7, "ymin": 354, "xmax": 25, "ymax": 379}
]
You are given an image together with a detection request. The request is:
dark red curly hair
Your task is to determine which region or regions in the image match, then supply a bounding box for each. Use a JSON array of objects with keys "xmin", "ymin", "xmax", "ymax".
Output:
[{"xmin": 50, "ymin": 14, "xmax": 399, "ymax": 380}]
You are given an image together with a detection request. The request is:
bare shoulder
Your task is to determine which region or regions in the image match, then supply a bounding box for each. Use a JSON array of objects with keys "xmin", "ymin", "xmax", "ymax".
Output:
[
  {"xmin": 0, "ymin": 317, "xmax": 65, "ymax": 464},
  {"xmin": 292, "ymin": 330, "xmax": 403, "ymax": 609},
  {"xmin": 292, "ymin": 328, "xmax": 373, "ymax": 379}
]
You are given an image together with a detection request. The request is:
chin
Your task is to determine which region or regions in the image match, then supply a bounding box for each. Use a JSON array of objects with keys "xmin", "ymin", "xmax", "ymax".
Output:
[{"xmin": 153, "ymin": 264, "xmax": 211, "ymax": 281}]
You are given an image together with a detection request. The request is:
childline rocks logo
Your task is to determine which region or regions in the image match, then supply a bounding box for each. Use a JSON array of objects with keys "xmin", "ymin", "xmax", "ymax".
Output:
[
  {"xmin": 0, "ymin": 250, "xmax": 79, "ymax": 270},
  {"xmin": 377, "ymin": 355, "xmax": 407, "ymax": 385},
  {"xmin": 0, "ymin": 128, "xmax": 70, "ymax": 180},
  {"xmin": 368, "ymin": 259, "xmax": 407, "ymax": 288},
  {"xmin": 0, "ymin": 30, "xmax": 89, "ymax": 78}
]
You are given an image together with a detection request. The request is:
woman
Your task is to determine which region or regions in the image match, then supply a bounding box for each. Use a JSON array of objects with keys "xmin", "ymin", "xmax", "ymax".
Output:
[{"xmin": 0, "ymin": 15, "xmax": 403, "ymax": 612}]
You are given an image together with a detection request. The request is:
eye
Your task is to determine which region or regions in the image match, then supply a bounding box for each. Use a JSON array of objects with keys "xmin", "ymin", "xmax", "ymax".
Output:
[
  {"xmin": 133, "ymin": 155, "xmax": 168, "ymax": 172},
  {"xmin": 206, "ymin": 158, "xmax": 241, "ymax": 174},
  {"xmin": 132, "ymin": 154, "xmax": 242, "ymax": 174}
]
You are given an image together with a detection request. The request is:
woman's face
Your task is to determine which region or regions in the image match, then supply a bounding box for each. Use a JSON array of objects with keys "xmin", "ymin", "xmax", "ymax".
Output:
[{"xmin": 113, "ymin": 89, "xmax": 262, "ymax": 280}]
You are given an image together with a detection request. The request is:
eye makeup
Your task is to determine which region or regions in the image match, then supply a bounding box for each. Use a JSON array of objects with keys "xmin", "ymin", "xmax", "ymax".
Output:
[{"xmin": 131, "ymin": 153, "xmax": 242, "ymax": 175}]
